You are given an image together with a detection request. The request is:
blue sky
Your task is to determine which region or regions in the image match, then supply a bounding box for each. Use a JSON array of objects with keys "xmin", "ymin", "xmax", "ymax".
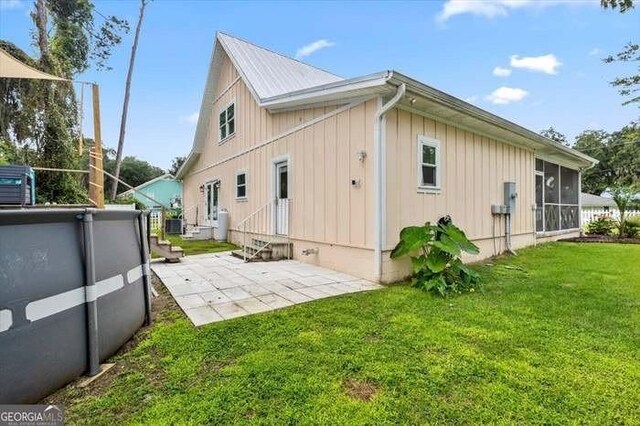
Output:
[{"xmin": 1, "ymin": 0, "xmax": 638, "ymax": 169}]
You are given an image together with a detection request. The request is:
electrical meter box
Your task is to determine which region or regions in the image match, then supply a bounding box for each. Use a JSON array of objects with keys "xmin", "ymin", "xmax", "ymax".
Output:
[{"xmin": 504, "ymin": 182, "xmax": 517, "ymax": 214}]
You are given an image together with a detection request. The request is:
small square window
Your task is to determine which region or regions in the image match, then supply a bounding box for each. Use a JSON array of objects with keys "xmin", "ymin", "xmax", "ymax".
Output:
[
  {"xmin": 219, "ymin": 102, "xmax": 236, "ymax": 142},
  {"xmin": 417, "ymin": 136, "xmax": 440, "ymax": 189},
  {"xmin": 236, "ymin": 172, "xmax": 247, "ymax": 199}
]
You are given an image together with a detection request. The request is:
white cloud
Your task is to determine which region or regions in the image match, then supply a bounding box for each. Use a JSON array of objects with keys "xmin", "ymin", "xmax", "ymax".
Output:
[
  {"xmin": 510, "ymin": 54, "xmax": 561, "ymax": 74},
  {"xmin": 493, "ymin": 66, "xmax": 512, "ymax": 77},
  {"xmin": 295, "ymin": 39, "xmax": 335, "ymax": 59},
  {"xmin": 180, "ymin": 112, "xmax": 199, "ymax": 125},
  {"xmin": 0, "ymin": 0, "xmax": 23, "ymax": 10},
  {"xmin": 485, "ymin": 86, "xmax": 529, "ymax": 104},
  {"xmin": 436, "ymin": 0, "xmax": 595, "ymax": 22},
  {"xmin": 588, "ymin": 48, "xmax": 602, "ymax": 56}
]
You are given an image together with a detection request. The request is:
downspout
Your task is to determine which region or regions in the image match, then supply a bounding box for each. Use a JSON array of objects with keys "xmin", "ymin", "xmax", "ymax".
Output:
[{"xmin": 374, "ymin": 82, "xmax": 406, "ymax": 282}]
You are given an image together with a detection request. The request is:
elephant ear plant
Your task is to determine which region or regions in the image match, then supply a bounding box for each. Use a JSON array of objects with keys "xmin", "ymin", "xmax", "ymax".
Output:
[{"xmin": 391, "ymin": 216, "xmax": 481, "ymax": 296}]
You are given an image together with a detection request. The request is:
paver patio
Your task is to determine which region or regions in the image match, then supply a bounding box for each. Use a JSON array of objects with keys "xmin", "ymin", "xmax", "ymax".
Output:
[{"xmin": 151, "ymin": 252, "xmax": 383, "ymax": 326}]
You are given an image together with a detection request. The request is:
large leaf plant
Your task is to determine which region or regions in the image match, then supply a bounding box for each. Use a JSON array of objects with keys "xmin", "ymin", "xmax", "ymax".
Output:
[{"xmin": 391, "ymin": 216, "xmax": 481, "ymax": 296}]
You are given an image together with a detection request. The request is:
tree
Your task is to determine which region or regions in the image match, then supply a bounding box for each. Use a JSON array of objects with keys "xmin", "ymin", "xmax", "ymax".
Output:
[
  {"xmin": 539, "ymin": 127, "xmax": 569, "ymax": 146},
  {"xmin": 168, "ymin": 156, "xmax": 185, "ymax": 176},
  {"xmin": 611, "ymin": 185, "xmax": 638, "ymax": 237},
  {"xmin": 601, "ymin": 0, "xmax": 635, "ymax": 12},
  {"xmin": 601, "ymin": 0, "xmax": 639, "ymax": 105},
  {"xmin": 110, "ymin": 0, "xmax": 150, "ymax": 201},
  {"xmin": 603, "ymin": 43, "xmax": 640, "ymax": 106},
  {"xmin": 573, "ymin": 123, "xmax": 640, "ymax": 195},
  {"xmin": 574, "ymin": 130, "xmax": 612, "ymax": 194},
  {"xmin": 104, "ymin": 155, "xmax": 164, "ymax": 195},
  {"xmin": 608, "ymin": 122, "xmax": 640, "ymax": 186},
  {"xmin": 0, "ymin": 0, "xmax": 128, "ymax": 203}
]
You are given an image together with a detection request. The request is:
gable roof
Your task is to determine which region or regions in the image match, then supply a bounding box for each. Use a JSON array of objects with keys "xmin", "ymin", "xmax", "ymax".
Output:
[
  {"xmin": 177, "ymin": 33, "xmax": 597, "ymax": 178},
  {"xmin": 581, "ymin": 192, "xmax": 617, "ymax": 207},
  {"xmin": 119, "ymin": 174, "xmax": 177, "ymax": 197},
  {"xmin": 218, "ymin": 33, "xmax": 343, "ymax": 100}
]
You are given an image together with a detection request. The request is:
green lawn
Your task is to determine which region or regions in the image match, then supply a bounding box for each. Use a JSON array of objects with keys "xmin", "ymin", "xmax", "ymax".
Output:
[
  {"xmin": 157, "ymin": 234, "xmax": 237, "ymax": 256},
  {"xmin": 57, "ymin": 243, "xmax": 639, "ymax": 424}
]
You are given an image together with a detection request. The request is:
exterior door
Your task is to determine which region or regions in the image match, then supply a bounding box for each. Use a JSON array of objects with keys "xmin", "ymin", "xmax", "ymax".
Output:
[
  {"xmin": 204, "ymin": 180, "xmax": 219, "ymax": 226},
  {"xmin": 275, "ymin": 161, "xmax": 289, "ymax": 235}
]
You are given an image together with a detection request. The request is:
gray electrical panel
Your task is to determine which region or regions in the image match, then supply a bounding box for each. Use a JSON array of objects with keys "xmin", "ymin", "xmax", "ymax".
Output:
[{"xmin": 504, "ymin": 182, "xmax": 517, "ymax": 214}]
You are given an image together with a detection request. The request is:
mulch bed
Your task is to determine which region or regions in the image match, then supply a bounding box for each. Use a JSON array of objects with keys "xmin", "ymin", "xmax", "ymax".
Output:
[{"xmin": 560, "ymin": 235, "xmax": 640, "ymax": 244}]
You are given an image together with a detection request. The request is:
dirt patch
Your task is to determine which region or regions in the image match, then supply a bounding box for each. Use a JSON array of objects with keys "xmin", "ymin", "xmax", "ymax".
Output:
[
  {"xmin": 342, "ymin": 378, "xmax": 380, "ymax": 402},
  {"xmin": 365, "ymin": 332, "xmax": 383, "ymax": 342},
  {"xmin": 41, "ymin": 275, "xmax": 183, "ymax": 406},
  {"xmin": 560, "ymin": 236, "xmax": 640, "ymax": 244}
]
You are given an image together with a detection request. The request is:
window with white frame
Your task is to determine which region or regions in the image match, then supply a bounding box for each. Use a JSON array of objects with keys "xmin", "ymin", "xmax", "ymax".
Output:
[
  {"xmin": 219, "ymin": 103, "xmax": 235, "ymax": 141},
  {"xmin": 236, "ymin": 171, "xmax": 247, "ymax": 199},
  {"xmin": 417, "ymin": 135, "xmax": 440, "ymax": 189}
]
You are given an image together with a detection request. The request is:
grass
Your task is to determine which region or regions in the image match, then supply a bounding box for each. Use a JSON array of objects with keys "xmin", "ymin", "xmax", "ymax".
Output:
[
  {"xmin": 52, "ymin": 243, "xmax": 639, "ymax": 424},
  {"xmin": 152, "ymin": 234, "xmax": 237, "ymax": 257}
]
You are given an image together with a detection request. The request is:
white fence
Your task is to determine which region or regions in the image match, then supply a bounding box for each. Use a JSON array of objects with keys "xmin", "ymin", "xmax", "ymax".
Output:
[
  {"xmin": 104, "ymin": 203, "xmax": 136, "ymax": 211},
  {"xmin": 149, "ymin": 210, "xmax": 162, "ymax": 231},
  {"xmin": 582, "ymin": 208, "xmax": 640, "ymax": 225}
]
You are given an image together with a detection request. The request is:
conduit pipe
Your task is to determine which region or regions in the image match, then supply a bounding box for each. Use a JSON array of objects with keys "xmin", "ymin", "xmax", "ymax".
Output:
[
  {"xmin": 505, "ymin": 213, "xmax": 517, "ymax": 255},
  {"xmin": 374, "ymin": 83, "xmax": 406, "ymax": 282}
]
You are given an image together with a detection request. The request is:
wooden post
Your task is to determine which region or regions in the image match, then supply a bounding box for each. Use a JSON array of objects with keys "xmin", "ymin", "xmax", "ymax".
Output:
[
  {"xmin": 78, "ymin": 83, "xmax": 84, "ymax": 155},
  {"xmin": 89, "ymin": 84, "xmax": 105, "ymax": 208},
  {"xmin": 160, "ymin": 206, "xmax": 166, "ymax": 241}
]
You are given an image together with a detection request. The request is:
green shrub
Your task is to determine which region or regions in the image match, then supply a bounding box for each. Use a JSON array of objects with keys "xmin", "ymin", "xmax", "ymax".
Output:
[
  {"xmin": 113, "ymin": 194, "xmax": 147, "ymax": 210},
  {"xmin": 622, "ymin": 215, "xmax": 640, "ymax": 238},
  {"xmin": 585, "ymin": 215, "xmax": 617, "ymax": 236},
  {"xmin": 391, "ymin": 216, "xmax": 481, "ymax": 296}
]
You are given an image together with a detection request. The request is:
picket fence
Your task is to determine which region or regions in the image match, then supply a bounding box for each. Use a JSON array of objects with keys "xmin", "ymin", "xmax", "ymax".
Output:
[
  {"xmin": 149, "ymin": 210, "xmax": 162, "ymax": 231},
  {"xmin": 581, "ymin": 208, "xmax": 640, "ymax": 225}
]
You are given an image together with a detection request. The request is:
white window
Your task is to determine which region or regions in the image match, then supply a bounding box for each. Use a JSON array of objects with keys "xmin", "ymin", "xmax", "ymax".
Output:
[
  {"xmin": 236, "ymin": 171, "xmax": 247, "ymax": 199},
  {"xmin": 417, "ymin": 135, "xmax": 441, "ymax": 190},
  {"xmin": 219, "ymin": 102, "xmax": 235, "ymax": 142}
]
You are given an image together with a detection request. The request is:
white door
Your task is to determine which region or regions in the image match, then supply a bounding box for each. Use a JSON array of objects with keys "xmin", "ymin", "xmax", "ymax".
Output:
[
  {"xmin": 204, "ymin": 180, "xmax": 219, "ymax": 226},
  {"xmin": 275, "ymin": 162, "xmax": 289, "ymax": 235}
]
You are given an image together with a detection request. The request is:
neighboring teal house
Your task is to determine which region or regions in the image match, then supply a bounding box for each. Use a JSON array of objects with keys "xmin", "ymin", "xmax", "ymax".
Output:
[{"xmin": 120, "ymin": 174, "xmax": 182, "ymax": 210}]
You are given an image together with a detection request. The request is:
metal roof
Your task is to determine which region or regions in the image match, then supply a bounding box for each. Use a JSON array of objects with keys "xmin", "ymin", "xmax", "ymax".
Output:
[
  {"xmin": 218, "ymin": 33, "xmax": 343, "ymax": 100},
  {"xmin": 581, "ymin": 192, "xmax": 617, "ymax": 207},
  {"xmin": 177, "ymin": 34, "xmax": 597, "ymax": 178}
]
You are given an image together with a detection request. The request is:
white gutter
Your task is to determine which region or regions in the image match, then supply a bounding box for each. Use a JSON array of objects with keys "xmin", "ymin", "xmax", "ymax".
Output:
[{"xmin": 374, "ymin": 83, "xmax": 406, "ymax": 282}]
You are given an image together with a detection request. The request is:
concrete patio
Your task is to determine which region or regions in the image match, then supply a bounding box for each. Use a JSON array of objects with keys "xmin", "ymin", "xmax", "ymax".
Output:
[{"xmin": 151, "ymin": 253, "xmax": 383, "ymax": 326}]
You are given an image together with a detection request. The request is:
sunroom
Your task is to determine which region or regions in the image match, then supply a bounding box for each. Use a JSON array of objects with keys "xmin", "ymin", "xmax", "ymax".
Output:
[{"xmin": 535, "ymin": 158, "xmax": 580, "ymax": 235}]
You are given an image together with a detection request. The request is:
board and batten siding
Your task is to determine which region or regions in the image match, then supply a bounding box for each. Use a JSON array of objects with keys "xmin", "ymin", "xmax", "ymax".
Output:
[
  {"xmin": 183, "ymin": 52, "xmax": 379, "ymax": 264},
  {"xmin": 381, "ymin": 107, "xmax": 535, "ymax": 282}
]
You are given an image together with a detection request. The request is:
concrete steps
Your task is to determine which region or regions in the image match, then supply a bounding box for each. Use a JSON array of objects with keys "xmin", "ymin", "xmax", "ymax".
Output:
[
  {"xmin": 150, "ymin": 234, "xmax": 184, "ymax": 263},
  {"xmin": 231, "ymin": 237, "xmax": 292, "ymax": 262},
  {"xmin": 181, "ymin": 225, "xmax": 213, "ymax": 240}
]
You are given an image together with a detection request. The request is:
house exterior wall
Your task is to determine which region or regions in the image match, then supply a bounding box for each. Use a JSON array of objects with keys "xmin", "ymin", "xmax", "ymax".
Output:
[
  {"xmin": 380, "ymin": 107, "xmax": 536, "ymax": 282},
  {"xmin": 134, "ymin": 179, "xmax": 182, "ymax": 209},
  {"xmin": 182, "ymin": 51, "xmax": 378, "ymax": 277},
  {"xmin": 182, "ymin": 50, "xmax": 580, "ymax": 283}
]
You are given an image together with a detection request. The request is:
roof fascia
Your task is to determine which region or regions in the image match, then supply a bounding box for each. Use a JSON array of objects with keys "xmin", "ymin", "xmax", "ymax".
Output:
[{"xmin": 388, "ymin": 72, "xmax": 597, "ymax": 168}]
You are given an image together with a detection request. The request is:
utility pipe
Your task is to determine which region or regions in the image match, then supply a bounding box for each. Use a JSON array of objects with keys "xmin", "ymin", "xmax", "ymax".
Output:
[
  {"xmin": 374, "ymin": 83, "xmax": 406, "ymax": 282},
  {"xmin": 80, "ymin": 209, "xmax": 101, "ymax": 376},
  {"xmin": 137, "ymin": 211, "xmax": 153, "ymax": 326},
  {"xmin": 505, "ymin": 213, "xmax": 517, "ymax": 255}
]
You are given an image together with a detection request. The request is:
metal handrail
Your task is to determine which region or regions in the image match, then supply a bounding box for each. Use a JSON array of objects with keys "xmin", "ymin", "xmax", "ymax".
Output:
[
  {"xmin": 235, "ymin": 199, "xmax": 291, "ymax": 262},
  {"xmin": 235, "ymin": 200, "xmax": 273, "ymax": 230},
  {"xmin": 179, "ymin": 205, "xmax": 197, "ymax": 222}
]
